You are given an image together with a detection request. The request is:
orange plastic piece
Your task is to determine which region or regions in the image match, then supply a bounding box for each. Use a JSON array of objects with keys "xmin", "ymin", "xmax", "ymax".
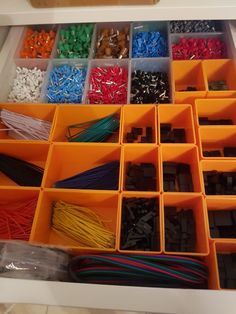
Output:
[
  {"xmin": 20, "ymin": 27, "xmax": 56, "ymax": 59},
  {"xmin": 0, "ymin": 142, "xmax": 49, "ymax": 187},
  {"xmin": 42, "ymin": 144, "xmax": 121, "ymax": 189},
  {"xmin": 52, "ymin": 105, "xmax": 121, "ymax": 143},
  {"xmin": 30, "ymin": 189, "xmax": 119, "ymax": 252},
  {"xmin": 0, "ymin": 103, "xmax": 56, "ymax": 142},
  {"xmin": 158, "ymin": 104, "xmax": 196, "ymax": 144},
  {"xmin": 172, "ymin": 60, "xmax": 207, "ymax": 103},
  {"xmin": 199, "ymin": 127, "xmax": 236, "ymax": 159},
  {"xmin": 121, "ymin": 145, "xmax": 160, "ymax": 192},
  {"xmin": 160, "ymin": 145, "xmax": 202, "ymax": 193},
  {"xmin": 122, "ymin": 105, "xmax": 157, "ymax": 144},
  {"xmin": 203, "ymin": 59, "xmax": 236, "ymax": 98},
  {"xmin": 195, "ymin": 98, "xmax": 236, "ymax": 127},
  {"xmin": 162, "ymin": 193, "xmax": 209, "ymax": 256},
  {"xmin": 117, "ymin": 193, "xmax": 162, "ymax": 254}
]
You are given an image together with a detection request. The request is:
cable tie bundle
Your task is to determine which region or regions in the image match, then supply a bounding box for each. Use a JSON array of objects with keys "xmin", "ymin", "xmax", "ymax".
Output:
[
  {"xmin": 52, "ymin": 200, "xmax": 115, "ymax": 249},
  {"xmin": 69, "ymin": 254, "xmax": 208, "ymax": 289},
  {"xmin": 0, "ymin": 109, "xmax": 51, "ymax": 140},
  {"xmin": 0, "ymin": 198, "xmax": 38, "ymax": 241},
  {"xmin": 53, "ymin": 160, "xmax": 119, "ymax": 190},
  {"xmin": 67, "ymin": 114, "xmax": 120, "ymax": 143},
  {"xmin": 0, "ymin": 153, "xmax": 43, "ymax": 187}
]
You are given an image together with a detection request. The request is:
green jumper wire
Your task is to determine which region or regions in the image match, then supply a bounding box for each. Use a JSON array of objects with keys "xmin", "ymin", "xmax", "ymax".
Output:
[{"xmin": 67, "ymin": 113, "xmax": 119, "ymax": 143}]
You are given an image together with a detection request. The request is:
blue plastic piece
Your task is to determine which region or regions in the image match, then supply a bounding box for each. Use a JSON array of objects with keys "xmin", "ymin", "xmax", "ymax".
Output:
[
  {"xmin": 132, "ymin": 31, "xmax": 168, "ymax": 58},
  {"xmin": 46, "ymin": 64, "xmax": 87, "ymax": 103}
]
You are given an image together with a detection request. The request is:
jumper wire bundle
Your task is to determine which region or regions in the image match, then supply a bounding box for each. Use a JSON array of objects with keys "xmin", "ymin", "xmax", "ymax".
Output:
[
  {"xmin": 52, "ymin": 200, "xmax": 115, "ymax": 249},
  {"xmin": 0, "ymin": 198, "xmax": 38, "ymax": 241}
]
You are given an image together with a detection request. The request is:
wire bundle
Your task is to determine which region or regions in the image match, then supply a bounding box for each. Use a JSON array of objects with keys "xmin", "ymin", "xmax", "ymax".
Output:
[
  {"xmin": 0, "ymin": 109, "xmax": 52, "ymax": 140},
  {"xmin": 0, "ymin": 198, "xmax": 38, "ymax": 241},
  {"xmin": 53, "ymin": 161, "xmax": 119, "ymax": 190},
  {"xmin": 0, "ymin": 153, "xmax": 43, "ymax": 187},
  {"xmin": 52, "ymin": 200, "xmax": 115, "ymax": 249},
  {"xmin": 67, "ymin": 114, "xmax": 120, "ymax": 143},
  {"xmin": 69, "ymin": 254, "xmax": 208, "ymax": 289}
]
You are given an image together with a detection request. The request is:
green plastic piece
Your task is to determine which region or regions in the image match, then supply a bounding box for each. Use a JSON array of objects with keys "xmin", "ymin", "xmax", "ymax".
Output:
[{"xmin": 57, "ymin": 23, "xmax": 94, "ymax": 59}]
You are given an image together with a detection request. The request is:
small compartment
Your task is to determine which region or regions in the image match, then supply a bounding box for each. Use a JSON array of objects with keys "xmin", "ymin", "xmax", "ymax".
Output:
[
  {"xmin": 172, "ymin": 60, "xmax": 207, "ymax": 103},
  {"xmin": 199, "ymin": 127, "xmax": 236, "ymax": 159},
  {"xmin": 203, "ymin": 59, "xmax": 236, "ymax": 98},
  {"xmin": 171, "ymin": 33, "xmax": 227, "ymax": 60},
  {"xmin": 132, "ymin": 21, "xmax": 169, "ymax": 58},
  {"xmin": 0, "ymin": 59, "xmax": 49, "ymax": 103},
  {"xmin": 163, "ymin": 193, "xmax": 209, "ymax": 256},
  {"xmin": 43, "ymin": 59, "xmax": 88, "ymax": 104},
  {"xmin": 85, "ymin": 59, "xmax": 129, "ymax": 104},
  {"xmin": 169, "ymin": 20, "xmax": 223, "ymax": 33},
  {"xmin": 158, "ymin": 104, "xmax": 195, "ymax": 144},
  {"xmin": 0, "ymin": 142, "xmax": 49, "ymax": 187},
  {"xmin": 56, "ymin": 23, "xmax": 95, "ymax": 59},
  {"xmin": 0, "ymin": 103, "xmax": 56, "ymax": 142},
  {"xmin": 0, "ymin": 188, "xmax": 40, "ymax": 241},
  {"xmin": 122, "ymin": 105, "xmax": 157, "ymax": 144},
  {"xmin": 130, "ymin": 58, "xmax": 171, "ymax": 104},
  {"xmin": 206, "ymin": 197, "xmax": 236, "ymax": 240},
  {"xmin": 201, "ymin": 160, "xmax": 236, "ymax": 195},
  {"xmin": 31, "ymin": 189, "xmax": 119, "ymax": 252},
  {"xmin": 43, "ymin": 143, "xmax": 121, "ymax": 190},
  {"xmin": 93, "ymin": 22, "xmax": 131, "ymax": 59},
  {"xmin": 15, "ymin": 25, "xmax": 57, "ymax": 59},
  {"xmin": 121, "ymin": 145, "xmax": 159, "ymax": 192},
  {"xmin": 214, "ymin": 242, "xmax": 236, "ymax": 289},
  {"xmin": 52, "ymin": 104, "xmax": 121, "ymax": 143},
  {"xmin": 195, "ymin": 98, "xmax": 236, "ymax": 127},
  {"xmin": 118, "ymin": 193, "xmax": 161, "ymax": 253},
  {"xmin": 161, "ymin": 145, "xmax": 202, "ymax": 193}
]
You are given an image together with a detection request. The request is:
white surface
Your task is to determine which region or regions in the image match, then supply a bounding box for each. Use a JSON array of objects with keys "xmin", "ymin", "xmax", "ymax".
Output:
[
  {"xmin": 0, "ymin": 278, "xmax": 236, "ymax": 314},
  {"xmin": 1, "ymin": 0, "xmax": 236, "ymax": 25}
]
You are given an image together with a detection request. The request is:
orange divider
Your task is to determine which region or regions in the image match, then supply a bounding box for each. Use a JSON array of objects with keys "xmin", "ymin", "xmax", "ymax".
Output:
[
  {"xmin": 52, "ymin": 105, "xmax": 122, "ymax": 143},
  {"xmin": 162, "ymin": 193, "xmax": 209, "ymax": 256},
  {"xmin": 0, "ymin": 187, "xmax": 40, "ymax": 201},
  {"xmin": 199, "ymin": 127, "xmax": 236, "ymax": 159},
  {"xmin": 160, "ymin": 145, "xmax": 202, "ymax": 193},
  {"xmin": 42, "ymin": 143, "xmax": 121, "ymax": 190},
  {"xmin": 213, "ymin": 242, "xmax": 236, "ymax": 290},
  {"xmin": 158, "ymin": 104, "xmax": 196, "ymax": 144},
  {"xmin": 200, "ymin": 160, "xmax": 236, "ymax": 196},
  {"xmin": 172, "ymin": 61, "xmax": 207, "ymax": 103},
  {"xmin": 122, "ymin": 105, "xmax": 157, "ymax": 144},
  {"xmin": 0, "ymin": 103, "xmax": 56, "ymax": 142},
  {"xmin": 203, "ymin": 59, "xmax": 236, "ymax": 98},
  {"xmin": 0, "ymin": 142, "xmax": 49, "ymax": 187},
  {"xmin": 206, "ymin": 197, "xmax": 236, "ymax": 241},
  {"xmin": 117, "ymin": 192, "xmax": 162, "ymax": 254},
  {"xmin": 121, "ymin": 145, "xmax": 159, "ymax": 192},
  {"xmin": 195, "ymin": 98, "xmax": 236, "ymax": 127},
  {"xmin": 205, "ymin": 242, "xmax": 220, "ymax": 289},
  {"xmin": 30, "ymin": 189, "xmax": 119, "ymax": 252}
]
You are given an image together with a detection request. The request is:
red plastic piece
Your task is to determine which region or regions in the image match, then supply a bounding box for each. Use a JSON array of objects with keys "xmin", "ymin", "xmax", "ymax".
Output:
[
  {"xmin": 172, "ymin": 38, "xmax": 226, "ymax": 60},
  {"xmin": 87, "ymin": 65, "xmax": 128, "ymax": 104}
]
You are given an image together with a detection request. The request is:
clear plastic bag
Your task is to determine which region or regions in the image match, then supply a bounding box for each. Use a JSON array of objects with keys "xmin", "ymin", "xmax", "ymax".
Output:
[{"xmin": 0, "ymin": 240, "xmax": 70, "ymax": 281}]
